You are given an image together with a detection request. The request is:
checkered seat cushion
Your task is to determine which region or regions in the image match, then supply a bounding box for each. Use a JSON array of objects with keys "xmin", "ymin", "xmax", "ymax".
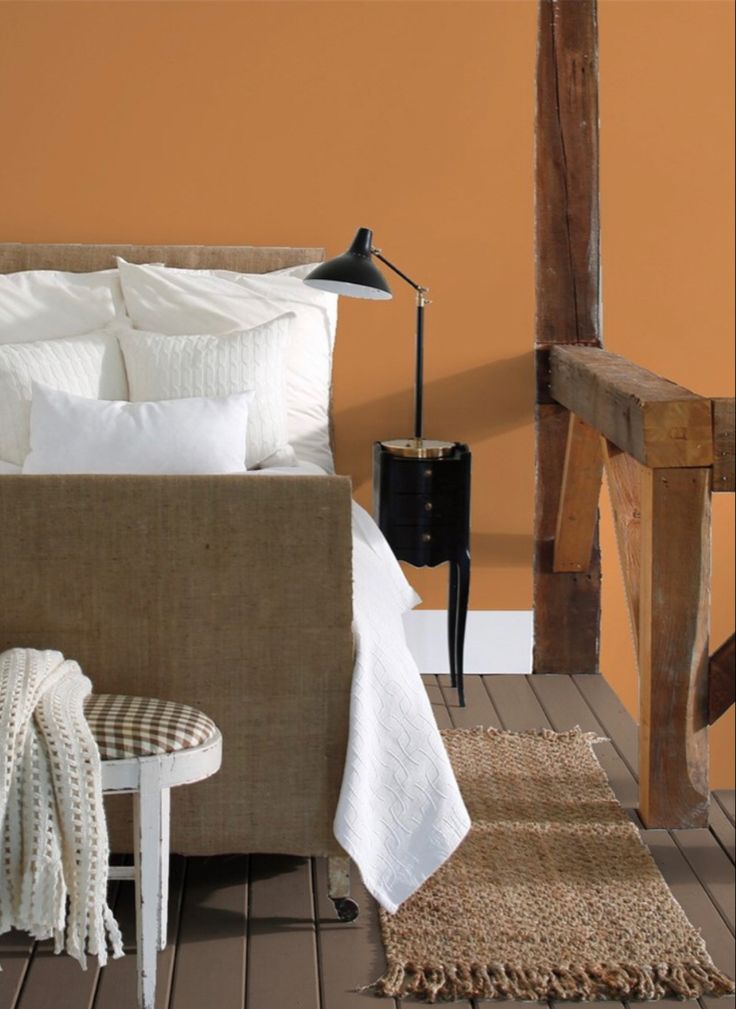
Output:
[{"xmin": 84, "ymin": 693, "xmax": 217, "ymax": 760}]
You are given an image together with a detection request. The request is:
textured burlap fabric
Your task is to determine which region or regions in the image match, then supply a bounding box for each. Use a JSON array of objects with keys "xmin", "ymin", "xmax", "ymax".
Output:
[
  {"xmin": 0, "ymin": 474, "xmax": 353, "ymax": 858},
  {"xmin": 372, "ymin": 728, "xmax": 735, "ymax": 1003}
]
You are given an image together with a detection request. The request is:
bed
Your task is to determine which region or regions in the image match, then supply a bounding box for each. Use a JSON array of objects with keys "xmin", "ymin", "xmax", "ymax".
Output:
[{"xmin": 0, "ymin": 243, "xmax": 469, "ymax": 916}]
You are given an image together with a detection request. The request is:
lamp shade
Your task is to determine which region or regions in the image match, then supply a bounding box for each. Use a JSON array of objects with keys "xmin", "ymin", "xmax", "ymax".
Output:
[{"xmin": 303, "ymin": 227, "xmax": 392, "ymax": 300}]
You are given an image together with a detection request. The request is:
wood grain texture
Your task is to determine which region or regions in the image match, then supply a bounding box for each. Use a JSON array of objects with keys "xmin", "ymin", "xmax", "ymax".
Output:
[
  {"xmin": 535, "ymin": 0, "xmax": 600, "ymax": 346},
  {"xmin": 602, "ymin": 441, "xmax": 644, "ymax": 652},
  {"xmin": 534, "ymin": 405, "xmax": 601, "ymax": 674},
  {"xmin": 712, "ymin": 398, "xmax": 735, "ymax": 492},
  {"xmin": 639, "ymin": 467, "xmax": 712, "ymax": 828},
  {"xmin": 550, "ymin": 346, "xmax": 714, "ymax": 468},
  {"xmin": 534, "ymin": 0, "xmax": 601, "ymax": 675},
  {"xmin": 709, "ymin": 634, "xmax": 735, "ymax": 725},
  {"xmin": 553, "ymin": 414, "xmax": 603, "ymax": 572}
]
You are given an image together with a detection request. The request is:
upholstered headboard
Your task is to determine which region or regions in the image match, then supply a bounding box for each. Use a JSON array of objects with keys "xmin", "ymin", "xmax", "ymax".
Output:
[{"xmin": 0, "ymin": 242, "xmax": 324, "ymax": 274}]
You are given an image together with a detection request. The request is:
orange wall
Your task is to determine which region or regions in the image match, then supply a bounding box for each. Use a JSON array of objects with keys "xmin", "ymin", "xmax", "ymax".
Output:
[
  {"xmin": 599, "ymin": 0, "xmax": 735, "ymax": 788},
  {"xmin": 0, "ymin": 1, "xmax": 732, "ymax": 784}
]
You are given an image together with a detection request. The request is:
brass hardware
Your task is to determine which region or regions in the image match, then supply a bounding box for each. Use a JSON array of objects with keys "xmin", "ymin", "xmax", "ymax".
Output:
[
  {"xmin": 424, "ymin": 468, "xmax": 433, "ymax": 477},
  {"xmin": 381, "ymin": 438, "xmax": 455, "ymax": 459},
  {"xmin": 421, "ymin": 532, "xmax": 432, "ymax": 543},
  {"xmin": 424, "ymin": 502, "xmax": 433, "ymax": 512}
]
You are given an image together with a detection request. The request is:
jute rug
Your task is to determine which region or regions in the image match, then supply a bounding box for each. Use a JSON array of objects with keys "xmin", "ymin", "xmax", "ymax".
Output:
[{"xmin": 370, "ymin": 728, "xmax": 735, "ymax": 1003}]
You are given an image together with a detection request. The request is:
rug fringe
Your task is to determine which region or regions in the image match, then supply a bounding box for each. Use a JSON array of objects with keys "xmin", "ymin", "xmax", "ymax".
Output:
[{"xmin": 363, "ymin": 959, "xmax": 736, "ymax": 1003}]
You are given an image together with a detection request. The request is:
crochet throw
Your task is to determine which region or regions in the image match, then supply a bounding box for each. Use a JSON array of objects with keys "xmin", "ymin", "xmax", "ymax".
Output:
[{"xmin": 0, "ymin": 648, "xmax": 123, "ymax": 969}]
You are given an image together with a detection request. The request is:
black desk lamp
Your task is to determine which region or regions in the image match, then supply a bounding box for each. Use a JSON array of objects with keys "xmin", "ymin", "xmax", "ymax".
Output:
[{"xmin": 303, "ymin": 227, "xmax": 454, "ymax": 459}]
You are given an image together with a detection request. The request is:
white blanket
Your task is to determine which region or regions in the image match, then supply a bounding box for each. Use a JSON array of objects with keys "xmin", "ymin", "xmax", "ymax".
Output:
[
  {"xmin": 256, "ymin": 463, "xmax": 471, "ymax": 913},
  {"xmin": 0, "ymin": 648, "xmax": 123, "ymax": 967}
]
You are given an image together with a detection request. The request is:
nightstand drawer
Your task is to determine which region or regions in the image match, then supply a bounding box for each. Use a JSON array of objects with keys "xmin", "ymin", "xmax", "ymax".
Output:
[
  {"xmin": 386, "ymin": 459, "xmax": 461, "ymax": 495},
  {"xmin": 388, "ymin": 525, "xmax": 455, "ymax": 553},
  {"xmin": 390, "ymin": 493, "xmax": 464, "ymax": 526}
]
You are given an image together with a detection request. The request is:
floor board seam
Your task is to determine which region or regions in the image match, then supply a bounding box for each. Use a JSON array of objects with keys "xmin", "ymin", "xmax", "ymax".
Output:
[{"xmin": 670, "ymin": 833, "xmax": 736, "ymax": 939}]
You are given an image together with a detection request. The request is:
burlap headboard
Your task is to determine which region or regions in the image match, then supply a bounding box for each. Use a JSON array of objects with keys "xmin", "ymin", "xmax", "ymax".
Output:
[{"xmin": 0, "ymin": 242, "xmax": 324, "ymax": 274}]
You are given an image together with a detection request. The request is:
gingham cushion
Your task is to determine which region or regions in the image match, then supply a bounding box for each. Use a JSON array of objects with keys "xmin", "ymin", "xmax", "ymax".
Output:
[{"xmin": 84, "ymin": 694, "xmax": 217, "ymax": 760}]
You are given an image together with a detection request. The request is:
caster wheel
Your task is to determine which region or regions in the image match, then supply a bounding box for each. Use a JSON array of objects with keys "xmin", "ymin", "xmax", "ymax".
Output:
[{"xmin": 331, "ymin": 897, "xmax": 360, "ymax": 922}]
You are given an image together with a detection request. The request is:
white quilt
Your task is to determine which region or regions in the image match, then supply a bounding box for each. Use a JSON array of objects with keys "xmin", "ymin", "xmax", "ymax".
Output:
[{"xmin": 255, "ymin": 463, "xmax": 471, "ymax": 913}]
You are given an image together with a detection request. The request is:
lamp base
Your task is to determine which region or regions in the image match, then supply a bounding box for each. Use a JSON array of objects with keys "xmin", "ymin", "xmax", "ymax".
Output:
[{"xmin": 380, "ymin": 438, "xmax": 456, "ymax": 459}]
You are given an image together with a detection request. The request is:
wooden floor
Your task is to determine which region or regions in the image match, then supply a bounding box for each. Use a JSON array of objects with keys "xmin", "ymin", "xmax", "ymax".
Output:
[{"xmin": 1, "ymin": 674, "xmax": 734, "ymax": 1009}]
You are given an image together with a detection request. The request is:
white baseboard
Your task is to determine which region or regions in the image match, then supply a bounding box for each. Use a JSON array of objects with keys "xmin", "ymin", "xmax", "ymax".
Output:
[{"xmin": 403, "ymin": 609, "xmax": 533, "ymax": 675}]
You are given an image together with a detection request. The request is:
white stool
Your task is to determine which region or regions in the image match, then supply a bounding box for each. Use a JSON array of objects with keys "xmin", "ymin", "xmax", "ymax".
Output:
[{"xmin": 85, "ymin": 694, "xmax": 222, "ymax": 1009}]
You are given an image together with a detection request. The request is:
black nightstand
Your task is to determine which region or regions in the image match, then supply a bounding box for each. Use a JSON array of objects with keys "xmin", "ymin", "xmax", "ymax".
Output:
[{"xmin": 373, "ymin": 442, "xmax": 471, "ymax": 706}]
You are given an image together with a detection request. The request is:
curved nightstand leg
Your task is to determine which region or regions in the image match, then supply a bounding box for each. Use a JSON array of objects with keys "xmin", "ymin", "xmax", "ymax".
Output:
[
  {"xmin": 448, "ymin": 560, "xmax": 459, "ymax": 687},
  {"xmin": 455, "ymin": 551, "xmax": 470, "ymax": 708}
]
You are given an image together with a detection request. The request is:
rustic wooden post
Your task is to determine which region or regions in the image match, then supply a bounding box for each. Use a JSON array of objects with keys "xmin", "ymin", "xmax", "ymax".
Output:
[
  {"xmin": 534, "ymin": 0, "xmax": 602, "ymax": 673},
  {"xmin": 639, "ymin": 467, "xmax": 711, "ymax": 827}
]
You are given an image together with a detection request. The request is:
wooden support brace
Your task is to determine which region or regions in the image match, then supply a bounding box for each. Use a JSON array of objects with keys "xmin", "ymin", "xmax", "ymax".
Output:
[
  {"xmin": 601, "ymin": 440, "xmax": 643, "ymax": 652},
  {"xmin": 709, "ymin": 633, "xmax": 735, "ymax": 724},
  {"xmin": 553, "ymin": 415, "xmax": 603, "ymax": 572},
  {"xmin": 534, "ymin": 405, "xmax": 601, "ymax": 674},
  {"xmin": 639, "ymin": 467, "xmax": 711, "ymax": 828},
  {"xmin": 712, "ymin": 397, "xmax": 735, "ymax": 492}
]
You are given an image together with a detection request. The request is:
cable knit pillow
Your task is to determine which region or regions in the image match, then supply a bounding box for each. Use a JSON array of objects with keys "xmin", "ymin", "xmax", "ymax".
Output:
[
  {"xmin": 117, "ymin": 258, "xmax": 337, "ymax": 471},
  {"xmin": 118, "ymin": 313, "xmax": 296, "ymax": 469},
  {"xmin": 0, "ymin": 328, "xmax": 128, "ymax": 465}
]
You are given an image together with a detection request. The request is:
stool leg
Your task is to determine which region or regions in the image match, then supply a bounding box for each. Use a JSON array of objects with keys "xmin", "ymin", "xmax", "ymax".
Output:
[
  {"xmin": 134, "ymin": 762, "xmax": 164, "ymax": 1009},
  {"xmin": 158, "ymin": 788, "xmax": 170, "ymax": 952}
]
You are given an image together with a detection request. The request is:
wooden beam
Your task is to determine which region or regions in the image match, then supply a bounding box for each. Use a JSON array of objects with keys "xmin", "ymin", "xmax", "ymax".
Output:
[
  {"xmin": 535, "ymin": 405, "xmax": 601, "ymax": 673},
  {"xmin": 709, "ymin": 634, "xmax": 735, "ymax": 724},
  {"xmin": 639, "ymin": 467, "xmax": 711, "ymax": 828},
  {"xmin": 602, "ymin": 440, "xmax": 643, "ymax": 652},
  {"xmin": 553, "ymin": 415, "xmax": 603, "ymax": 572},
  {"xmin": 712, "ymin": 397, "xmax": 735, "ymax": 492},
  {"xmin": 550, "ymin": 346, "xmax": 714, "ymax": 468},
  {"xmin": 534, "ymin": 0, "xmax": 601, "ymax": 674}
]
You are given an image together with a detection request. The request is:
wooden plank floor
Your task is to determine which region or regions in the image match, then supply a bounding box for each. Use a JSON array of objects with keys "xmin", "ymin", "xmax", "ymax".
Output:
[{"xmin": 1, "ymin": 675, "xmax": 733, "ymax": 1009}]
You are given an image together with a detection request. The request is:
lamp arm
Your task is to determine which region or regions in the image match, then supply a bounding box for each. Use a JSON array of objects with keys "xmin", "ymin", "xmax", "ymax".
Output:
[
  {"xmin": 371, "ymin": 249, "xmax": 428, "ymax": 295},
  {"xmin": 371, "ymin": 247, "xmax": 429, "ymax": 441}
]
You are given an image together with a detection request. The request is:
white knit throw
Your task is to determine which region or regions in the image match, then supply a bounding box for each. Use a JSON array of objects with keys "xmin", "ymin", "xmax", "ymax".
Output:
[{"xmin": 0, "ymin": 648, "xmax": 123, "ymax": 968}]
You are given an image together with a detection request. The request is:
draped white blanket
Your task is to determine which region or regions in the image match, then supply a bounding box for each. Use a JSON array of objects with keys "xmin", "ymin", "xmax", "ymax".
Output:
[
  {"xmin": 255, "ymin": 464, "xmax": 472, "ymax": 914},
  {"xmin": 0, "ymin": 648, "xmax": 123, "ymax": 968}
]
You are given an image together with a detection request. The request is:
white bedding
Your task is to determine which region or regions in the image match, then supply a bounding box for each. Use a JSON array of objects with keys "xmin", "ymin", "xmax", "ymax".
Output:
[
  {"xmin": 254, "ymin": 463, "xmax": 471, "ymax": 912},
  {"xmin": 0, "ymin": 457, "xmax": 470, "ymax": 912}
]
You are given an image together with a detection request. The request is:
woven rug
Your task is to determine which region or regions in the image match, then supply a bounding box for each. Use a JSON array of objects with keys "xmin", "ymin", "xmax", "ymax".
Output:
[{"xmin": 371, "ymin": 728, "xmax": 735, "ymax": 1003}]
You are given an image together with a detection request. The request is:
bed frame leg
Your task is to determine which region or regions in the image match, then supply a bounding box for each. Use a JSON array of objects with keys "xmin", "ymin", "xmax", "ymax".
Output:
[{"xmin": 327, "ymin": 856, "xmax": 359, "ymax": 922}]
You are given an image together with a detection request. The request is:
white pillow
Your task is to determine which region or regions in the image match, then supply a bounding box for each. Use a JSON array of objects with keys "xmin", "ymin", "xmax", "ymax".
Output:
[
  {"xmin": 117, "ymin": 259, "xmax": 337, "ymax": 471},
  {"xmin": 0, "ymin": 269, "xmax": 122, "ymax": 344},
  {"xmin": 23, "ymin": 384, "xmax": 252, "ymax": 475},
  {"xmin": 118, "ymin": 314, "xmax": 295, "ymax": 470},
  {"xmin": 0, "ymin": 328, "xmax": 129, "ymax": 466}
]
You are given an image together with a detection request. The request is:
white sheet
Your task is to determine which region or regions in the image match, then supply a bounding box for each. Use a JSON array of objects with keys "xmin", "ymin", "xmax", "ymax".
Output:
[{"xmin": 254, "ymin": 463, "xmax": 471, "ymax": 912}]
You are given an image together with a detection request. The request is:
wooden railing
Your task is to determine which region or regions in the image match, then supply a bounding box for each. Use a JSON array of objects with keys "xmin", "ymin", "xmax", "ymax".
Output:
[{"xmin": 549, "ymin": 346, "xmax": 735, "ymax": 828}]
